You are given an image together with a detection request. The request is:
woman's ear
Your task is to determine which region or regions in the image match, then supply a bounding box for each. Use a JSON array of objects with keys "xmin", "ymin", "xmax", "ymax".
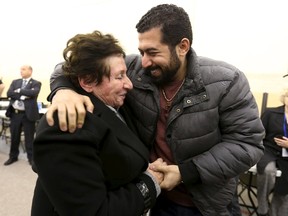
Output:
[{"xmin": 78, "ymin": 77, "xmax": 94, "ymax": 92}]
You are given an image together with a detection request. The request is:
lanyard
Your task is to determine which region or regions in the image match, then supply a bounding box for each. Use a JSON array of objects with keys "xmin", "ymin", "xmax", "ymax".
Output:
[
  {"xmin": 284, "ymin": 114, "xmax": 287, "ymax": 137},
  {"xmin": 282, "ymin": 114, "xmax": 288, "ymax": 157}
]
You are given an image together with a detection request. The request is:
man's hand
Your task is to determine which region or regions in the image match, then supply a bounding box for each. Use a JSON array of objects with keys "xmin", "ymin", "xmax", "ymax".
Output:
[
  {"xmin": 46, "ymin": 89, "xmax": 94, "ymax": 133},
  {"xmin": 14, "ymin": 88, "xmax": 21, "ymax": 93},
  {"xmin": 149, "ymin": 164, "xmax": 182, "ymax": 191}
]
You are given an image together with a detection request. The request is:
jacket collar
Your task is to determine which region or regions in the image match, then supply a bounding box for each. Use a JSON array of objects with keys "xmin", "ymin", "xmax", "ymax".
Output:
[{"xmin": 184, "ymin": 48, "xmax": 205, "ymax": 94}]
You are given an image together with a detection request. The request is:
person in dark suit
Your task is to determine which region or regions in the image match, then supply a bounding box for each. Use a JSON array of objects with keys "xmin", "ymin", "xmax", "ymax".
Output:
[
  {"xmin": 4, "ymin": 65, "xmax": 42, "ymax": 166},
  {"xmin": 0, "ymin": 76, "xmax": 5, "ymax": 97},
  {"xmin": 31, "ymin": 30, "xmax": 164, "ymax": 216}
]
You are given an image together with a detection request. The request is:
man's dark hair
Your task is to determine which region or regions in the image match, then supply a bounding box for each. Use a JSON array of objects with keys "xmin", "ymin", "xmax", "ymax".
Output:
[{"xmin": 136, "ymin": 4, "xmax": 193, "ymax": 48}]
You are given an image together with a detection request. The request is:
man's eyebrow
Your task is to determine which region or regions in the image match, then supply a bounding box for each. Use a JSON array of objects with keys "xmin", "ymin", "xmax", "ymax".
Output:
[{"xmin": 138, "ymin": 47, "xmax": 158, "ymax": 52}]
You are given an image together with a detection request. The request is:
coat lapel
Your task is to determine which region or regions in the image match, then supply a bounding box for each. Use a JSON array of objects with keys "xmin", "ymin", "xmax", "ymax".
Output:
[
  {"xmin": 25, "ymin": 78, "xmax": 34, "ymax": 89},
  {"xmin": 16, "ymin": 79, "xmax": 23, "ymax": 88},
  {"xmin": 90, "ymin": 95, "xmax": 149, "ymax": 160}
]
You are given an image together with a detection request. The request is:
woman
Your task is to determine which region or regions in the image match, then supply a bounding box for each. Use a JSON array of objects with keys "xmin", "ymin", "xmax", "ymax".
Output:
[
  {"xmin": 257, "ymin": 89, "xmax": 288, "ymax": 216},
  {"xmin": 31, "ymin": 30, "xmax": 164, "ymax": 216}
]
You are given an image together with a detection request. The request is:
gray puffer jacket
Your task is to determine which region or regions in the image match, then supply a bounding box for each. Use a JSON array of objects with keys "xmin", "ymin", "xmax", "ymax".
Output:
[{"xmin": 124, "ymin": 49, "xmax": 265, "ymax": 216}]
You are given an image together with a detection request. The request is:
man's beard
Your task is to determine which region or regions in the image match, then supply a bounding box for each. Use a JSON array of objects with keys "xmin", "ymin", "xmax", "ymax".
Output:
[{"xmin": 145, "ymin": 50, "xmax": 181, "ymax": 87}]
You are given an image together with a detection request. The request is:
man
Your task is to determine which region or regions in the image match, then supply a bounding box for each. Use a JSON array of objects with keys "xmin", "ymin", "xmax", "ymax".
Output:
[
  {"xmin": 4, "ymin": 65, "xmax": 42, "ymax": 165},
  {"xmin": 47, "ymin": 4, "xmax": 264, "ymax": 216}
]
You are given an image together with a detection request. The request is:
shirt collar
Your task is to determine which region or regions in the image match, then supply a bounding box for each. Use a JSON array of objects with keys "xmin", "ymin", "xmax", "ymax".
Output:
[{"xmin": 23, "ymin": 77, "xmax": 31, "ymax": 83}]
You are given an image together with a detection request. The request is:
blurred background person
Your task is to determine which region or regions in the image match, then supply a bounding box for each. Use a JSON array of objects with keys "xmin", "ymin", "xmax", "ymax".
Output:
[
  {"xmin": 4, "ymin": 65, "xmax": 42, "ymax": 166},
  {"xmin": 0, "ymin": 76, "xmax": 5, "ymax": 97},
  {"xmin": 257, "ymin": 88, "xmax": 288, "ymax": 216}
]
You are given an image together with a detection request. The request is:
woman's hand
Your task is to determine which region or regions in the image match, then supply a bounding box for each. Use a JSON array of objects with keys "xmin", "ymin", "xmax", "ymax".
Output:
[
  {"xmin": 274, "ymin": 136, "xmax": 288, "ymax": 148},
  {"xmin": 147, "ymin": 158, "xmax": 166, "ymax": 185}
]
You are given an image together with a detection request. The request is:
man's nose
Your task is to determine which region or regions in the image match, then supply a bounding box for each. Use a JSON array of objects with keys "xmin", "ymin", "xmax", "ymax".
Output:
[{"xmin": 141, "ymin": 54, "xmax": 152, "ymax": 68}]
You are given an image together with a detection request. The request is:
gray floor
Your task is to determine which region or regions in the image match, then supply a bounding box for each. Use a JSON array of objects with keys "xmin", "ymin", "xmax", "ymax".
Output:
[{"xmin": 0, "ymin": 137, "xmax": 37, "ymax": 216}]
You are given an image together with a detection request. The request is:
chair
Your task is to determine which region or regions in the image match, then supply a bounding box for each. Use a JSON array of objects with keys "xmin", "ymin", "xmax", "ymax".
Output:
[
  {"xmin": 238, "ymin": 168, "xmax": 258, "ymax": 216},
  {"xmin": 0, "ymin": 117, "xmax": 10, "ymax": 143},
  {"xmin": 0, "ymin": 97, "xmax": 9, "ymax": 100},
  {"xmin": 238, "ymin": 165, "xmax": 282, "ymax": 216},
  {"xmin": 0, "ymin": 118, "xmax": 26, "ymax": 152},
  {"xmin": 0, "ymin": 98, "xmax": 10, "ymax": 110}
]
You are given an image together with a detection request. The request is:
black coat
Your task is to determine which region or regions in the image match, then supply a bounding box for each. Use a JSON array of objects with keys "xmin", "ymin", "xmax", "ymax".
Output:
[{"xmin": 31, "ymin": 92, "xmax": 157, "ymax": 216}]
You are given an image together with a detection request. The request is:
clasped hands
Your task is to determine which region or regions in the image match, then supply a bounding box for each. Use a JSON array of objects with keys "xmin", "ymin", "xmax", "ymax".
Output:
[{"xmin": 147, "ymin": 158, "xmax": 182, "ymax": 191}]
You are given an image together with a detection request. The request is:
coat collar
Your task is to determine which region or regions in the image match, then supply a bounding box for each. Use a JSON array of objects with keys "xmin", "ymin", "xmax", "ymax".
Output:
[
  {"xmin": 78, "ymin": 88, "xmax": 149, "ymax": 161},
  {"xmin": 266, "ymin": 105, "xmax": 285, "ymax": 114}
]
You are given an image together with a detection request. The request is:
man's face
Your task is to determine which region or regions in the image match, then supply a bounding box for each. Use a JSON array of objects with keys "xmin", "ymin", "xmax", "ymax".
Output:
[
  {"xmin": 20, "ymin": 65, "xmax": 32, "ymax": 79},
  {"xmin": 138, "ymin": 27, "xmax": 181, "ymax": 86}
]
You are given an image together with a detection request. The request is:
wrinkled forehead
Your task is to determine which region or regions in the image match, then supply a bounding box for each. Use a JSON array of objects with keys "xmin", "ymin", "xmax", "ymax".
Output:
[{"xmin": 138, "ymin": 28, "xmax": 165, "ymax": 50}]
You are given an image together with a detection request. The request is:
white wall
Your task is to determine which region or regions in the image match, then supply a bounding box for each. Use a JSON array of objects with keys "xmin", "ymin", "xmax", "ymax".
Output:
[
  {"xmin": 0, "ymin": 0, "xmax": 287, "ymax": 104},
  {"xmin": 193, "ymin": 0, "xmax": 288, "ymax": 97}
]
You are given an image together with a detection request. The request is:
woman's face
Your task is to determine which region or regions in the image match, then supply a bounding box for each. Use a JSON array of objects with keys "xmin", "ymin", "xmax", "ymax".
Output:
[{"xmin": 91, "ymin": 55, "xmax": 133, "ymax": 108}]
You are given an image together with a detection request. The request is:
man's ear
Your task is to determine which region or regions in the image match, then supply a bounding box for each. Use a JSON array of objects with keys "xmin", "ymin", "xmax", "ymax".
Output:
[
  {"xmin": 178, "ymin": 38, "xmax": 190, "ymax": 56},
  {"xmin": 78, "ymin": 78, "xmax": 93, "ymax": 92}
]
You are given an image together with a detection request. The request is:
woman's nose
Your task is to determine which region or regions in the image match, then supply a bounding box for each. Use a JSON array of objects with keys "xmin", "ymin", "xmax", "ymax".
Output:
[{"xmin": 124, "ymin": 76, "xmax": 133, "ymax": 90}]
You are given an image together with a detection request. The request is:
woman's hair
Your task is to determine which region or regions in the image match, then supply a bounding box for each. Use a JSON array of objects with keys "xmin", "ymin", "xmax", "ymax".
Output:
[
  {"xmin": 62, "ymin": 30, "xmax": 125, "ymax": 88},
  {"xmin": 280, "ymin": 88, "xmax": 288, "ymax": 104}
]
